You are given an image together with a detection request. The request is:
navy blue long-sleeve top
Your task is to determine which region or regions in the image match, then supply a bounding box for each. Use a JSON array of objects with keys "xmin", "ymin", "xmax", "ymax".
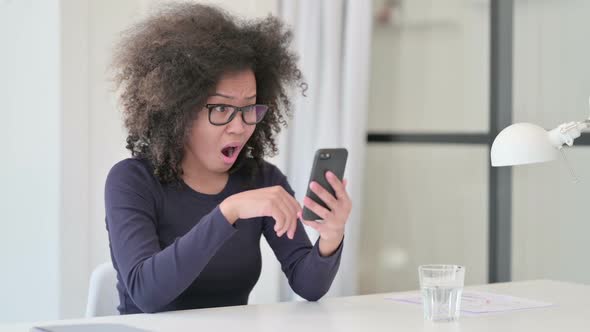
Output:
[{"xmin": 104, "ymin": 158, "xmax": 343, "ymax": 314}]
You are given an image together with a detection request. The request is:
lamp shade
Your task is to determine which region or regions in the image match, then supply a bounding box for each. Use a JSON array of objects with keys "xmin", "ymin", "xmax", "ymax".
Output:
[{"xmin": 491, "ymin": 123, "xmax": 559, "ymax": 166}]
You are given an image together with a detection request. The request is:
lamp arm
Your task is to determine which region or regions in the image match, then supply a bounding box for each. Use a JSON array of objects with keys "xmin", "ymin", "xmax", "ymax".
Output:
[{"xmin": 548, "ymin": 119, "xmax": 590, "ymax": 148}]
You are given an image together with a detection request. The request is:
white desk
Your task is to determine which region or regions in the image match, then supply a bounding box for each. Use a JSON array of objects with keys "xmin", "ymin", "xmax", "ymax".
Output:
[{"xmin": 3, "ymin": 280, "xmax": 589, "ymax": 331}]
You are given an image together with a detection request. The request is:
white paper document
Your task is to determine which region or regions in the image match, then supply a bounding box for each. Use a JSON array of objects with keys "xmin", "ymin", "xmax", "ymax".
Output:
[{"xmin": 386, "ymin": 290, "xmax": 553, "ymax": 316}]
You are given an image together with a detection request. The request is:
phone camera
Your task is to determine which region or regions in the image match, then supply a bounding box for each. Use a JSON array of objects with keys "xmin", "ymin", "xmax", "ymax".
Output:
[{"xmin": 320, "ymin": 153, "xmax": 331, "ymax": 159}]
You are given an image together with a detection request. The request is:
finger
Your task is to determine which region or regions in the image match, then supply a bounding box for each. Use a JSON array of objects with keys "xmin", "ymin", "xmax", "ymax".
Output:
[
  {"xmin": 287, "ymin": 194, "xmax": 303, "ymax": 216},
  {"xmin": 276, "ymin": 188, "xmax": 300, "ymax": 221},
  {"xmin": 326, "ymin": 171, "xmax": 347, "ymax": 200},
  {"xmin": 303, "ymin": 196, "xmax": 332, "ymax": 220},
  {"xmin": 287, "ymin": 216, "xmax": 299, "ymax": 239},
  {"xmin": 278, "ymin": 203, "xmax": 296, "ymax": 238},
  {"xmin": 278, "ymin": 215, "xmax": 294, "ymax": 237},
  {"xmin": 309, "ymin": 181, "xmax": 338, "ymax": 210},
  {"xmin": 272, "ymin": 209, "xmax": 287, "ymax": 234},
  {"xmin": 283, "ymin": 195, "xmax": 302, "ymax": 239},
  {"xmin": 269, "ymin": 193, "xmax": 289, "ymax": 230},
  {"xmin": 284, "ymin": 194, "xmax": 303, "ymax": 223},
  {"xmin": 302, "ymin": 220, "xmax": 326, "ymax": 233},
  {"xmin": 276, "ymin": 198, "xmax": 296, "ymax": 237},
  {"xmin": 275, "ymin": 199, "xmax": 295, "ymax": 235},
  {"xmin": 331, "ymin": 175, "xmax": 352, "ymax": 206}
]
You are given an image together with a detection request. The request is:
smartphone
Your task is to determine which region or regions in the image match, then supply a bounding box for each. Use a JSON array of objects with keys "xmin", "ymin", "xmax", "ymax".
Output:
[{"xmin": 302, "ymin": 148, "xmax": 348, "ymax": 221}]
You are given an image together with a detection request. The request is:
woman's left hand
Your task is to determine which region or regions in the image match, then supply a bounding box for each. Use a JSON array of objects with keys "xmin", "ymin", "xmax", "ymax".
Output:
[{"xmin": 298, "ymin": 171, "xmax": 352, "ymax": 256}]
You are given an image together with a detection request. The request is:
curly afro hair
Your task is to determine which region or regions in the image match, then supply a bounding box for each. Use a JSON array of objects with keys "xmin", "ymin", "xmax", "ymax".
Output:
[{"xmin": 111, "ymin": 2, "xmax": 304, "ymax": 183}]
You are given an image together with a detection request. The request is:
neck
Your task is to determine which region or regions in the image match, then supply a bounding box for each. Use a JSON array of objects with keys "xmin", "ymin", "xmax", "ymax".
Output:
[{"xmin": 181, "ymin": 154, "xmax": 228, "ymax": 195}]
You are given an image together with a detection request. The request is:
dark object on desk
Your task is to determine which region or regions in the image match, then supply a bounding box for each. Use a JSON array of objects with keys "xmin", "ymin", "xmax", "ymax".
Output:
[{"xmin": 30, "ymin": 323, "xmax": 152, "ymax": 332}]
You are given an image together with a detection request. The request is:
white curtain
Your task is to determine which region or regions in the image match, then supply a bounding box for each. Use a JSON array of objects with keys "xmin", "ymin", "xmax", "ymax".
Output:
[{"xmin": 273, "ymin": 0, "xmax": 373, "ymax": 299}]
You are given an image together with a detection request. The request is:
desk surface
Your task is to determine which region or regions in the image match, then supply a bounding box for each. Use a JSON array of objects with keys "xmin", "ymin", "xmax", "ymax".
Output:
[{"xmin": 3, "ymin": 280, "xmax": 589, "ymax": 332}]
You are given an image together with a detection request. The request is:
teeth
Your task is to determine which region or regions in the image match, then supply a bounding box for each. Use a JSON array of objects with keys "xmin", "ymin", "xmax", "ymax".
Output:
[{"xmin": 223, "ymin": 146, "xmax": 237, "ymax": 157}]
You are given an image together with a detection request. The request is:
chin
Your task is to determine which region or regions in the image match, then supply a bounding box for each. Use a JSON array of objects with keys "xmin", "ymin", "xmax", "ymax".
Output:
[{"xmin": 213, "ymin": 162, "xmax": 233, "ymax": 173}]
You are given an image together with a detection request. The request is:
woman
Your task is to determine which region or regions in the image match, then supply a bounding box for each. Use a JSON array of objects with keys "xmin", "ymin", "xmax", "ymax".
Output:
[{"xmin": 105, "ymin": 3, "xmax": 352, "ymax": 314}]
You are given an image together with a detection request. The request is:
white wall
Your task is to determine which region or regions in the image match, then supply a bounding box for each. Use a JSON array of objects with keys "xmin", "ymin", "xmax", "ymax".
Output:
[
  {"xmin": 361, "ymin": 145, "xmax": 489, "ymax": 293},
  {"xmin": 368, "ymin": 0, "xmax": 489, "ymax": 134},
  {"xmin": 0, "ymin": 0, "xmax": 61, "ymax": 323},
  {"xmin": 512, "ymin": 0, "xmax": 590, "ymax": 284},
  {"xmin": 361, "ymin": 0, "xmax": 490, "ymax": 293},
  {"xmin": 59, "ymin": 0, "xmax": 91, "ymax": 319}
]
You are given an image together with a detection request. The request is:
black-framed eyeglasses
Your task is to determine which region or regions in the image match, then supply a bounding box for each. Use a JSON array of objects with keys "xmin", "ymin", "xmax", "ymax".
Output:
[{"xmin": 205, "ymin": 104, "xmax": 269, "ymax": 126}]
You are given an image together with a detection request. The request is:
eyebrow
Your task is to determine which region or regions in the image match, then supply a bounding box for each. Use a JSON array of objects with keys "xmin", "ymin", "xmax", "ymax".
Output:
[{"xmin": 211, "ymin": 92, "xmax": 257, "ymax": 100}]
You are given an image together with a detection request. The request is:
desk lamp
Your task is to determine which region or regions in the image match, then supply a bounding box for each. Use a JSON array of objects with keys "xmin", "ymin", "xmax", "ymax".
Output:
[{"xmin": 491, "ymin": 99, "xmax": 590, "ymax": 167}]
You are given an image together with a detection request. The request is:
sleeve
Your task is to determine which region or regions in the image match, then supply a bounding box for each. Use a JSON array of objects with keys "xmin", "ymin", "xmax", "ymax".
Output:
[
  {"xmin": 105, "ymin": 160, "xmax": 238, "ymax": 313},
  {"xmin": 261, "ymin": 164, "xmax": 343, "ymax": 301}
]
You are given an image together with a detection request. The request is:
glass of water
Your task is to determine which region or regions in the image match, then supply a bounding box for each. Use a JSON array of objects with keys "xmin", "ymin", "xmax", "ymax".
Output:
[{"xmin": 418, "ymin": 264, "xmax": 465, "ymax": 322}]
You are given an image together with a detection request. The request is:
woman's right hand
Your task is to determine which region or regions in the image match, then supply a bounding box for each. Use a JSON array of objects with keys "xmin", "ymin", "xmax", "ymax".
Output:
[{"xmin": 219, "ymin": 186, "xmax": 302, "ymax": 239}]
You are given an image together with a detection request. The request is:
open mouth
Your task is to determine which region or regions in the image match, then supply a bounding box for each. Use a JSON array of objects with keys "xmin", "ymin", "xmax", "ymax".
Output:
[
  {"xmin": 221, "ymin": 144, "xmax": 241, "ymax": 165},
  {"xmin": 221, "ymin": 146, "xmax": 238, "ymax": 158}
]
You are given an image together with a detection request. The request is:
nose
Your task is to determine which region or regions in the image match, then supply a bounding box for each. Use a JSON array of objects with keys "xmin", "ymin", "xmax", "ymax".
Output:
[{"xmin": 225, "ymin": 112, "xmax": 247, "ymax": 134}]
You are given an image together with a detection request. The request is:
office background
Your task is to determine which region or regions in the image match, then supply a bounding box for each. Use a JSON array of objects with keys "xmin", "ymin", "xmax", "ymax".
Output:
[{"xmin": 1, "ymin": 0, "xmax": 589, "ymax": 324}]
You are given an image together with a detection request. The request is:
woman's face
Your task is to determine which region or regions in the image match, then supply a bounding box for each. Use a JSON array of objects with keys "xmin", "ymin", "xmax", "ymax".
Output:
[{"xmin": 185, "ymin": 69, "xmax": 258, "ymax": 174}]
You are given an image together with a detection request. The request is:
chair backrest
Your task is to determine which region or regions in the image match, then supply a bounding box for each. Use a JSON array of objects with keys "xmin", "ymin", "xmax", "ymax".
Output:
[{"xmin": 85, "ymin": 261, "xmax": 119, "ymax": 317}]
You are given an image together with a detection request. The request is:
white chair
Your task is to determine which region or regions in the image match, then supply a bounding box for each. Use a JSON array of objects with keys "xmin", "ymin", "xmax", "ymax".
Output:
[{"xmin": 85, "ymin": 261, "xmax": 120, "ymax": 317}]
